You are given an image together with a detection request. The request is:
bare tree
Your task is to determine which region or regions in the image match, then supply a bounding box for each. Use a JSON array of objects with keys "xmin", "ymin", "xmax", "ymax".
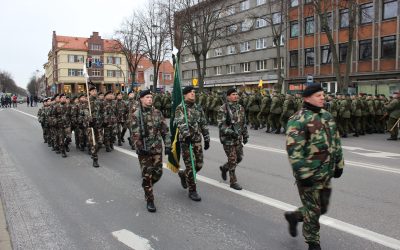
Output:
[
  {"xmin": 114, "ymin": 12, "xmax": 146, "ymax": 87},
  {"xmin": 175, "ymin": 0, "xmax": 232, "ymax": 92},
  {"xmin": 0, "ymin": 70, "xmax": 26, "ymax": 95},
  {"xmin": 312, "ymin": 0, "xmax": 358, "ymax": 93},
  {"xmin": 138, "ymin": 0, "xmax": 171, "ymax": 92}
]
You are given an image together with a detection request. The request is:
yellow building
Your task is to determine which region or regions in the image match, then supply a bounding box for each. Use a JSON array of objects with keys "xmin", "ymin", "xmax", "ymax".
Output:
[{"xmin": 44, "ymin": 31, "xmax": 128, "ymax": 95}]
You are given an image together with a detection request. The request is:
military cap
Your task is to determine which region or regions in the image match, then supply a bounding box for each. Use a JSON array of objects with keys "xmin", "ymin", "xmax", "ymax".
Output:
[
  {"xmin": 116, "ymin": 91, "xmax": 123, "ymax": 96},
  {"xmin": 302, "ymin": 84, "xmax": 323, "ymax": 97},
  {"xmin": 88, "ymin": 85, "xmax": 96, "ymax": 91},
  {"xmin": 59, "ymin": 93, "xmax": 65, "ymax": 98},
  {"xmin": 226, "ymin": 87, "xmax": 237, "ymax": 96},
  {"xmin": 139, "ymin": 89, "xmax": 152, "ymax": 98},
  {"xmin": 128, "ymin": 89, "xmax": 134, "ymax": 95},
  {"xmin": 98, "ymin": 92, "xmax": 104, "ymax": 96},
  {"xmin": 182, "ymin": 86, "xmax": 194, "ymax": 95},
  {"xmin": 345, "ymin": 93, "xmax": 350, "ymax": 97},
  {"xmin": 78, "ymin": 93, "xmax": 86, "ymax": 98},
  {"xmin": 104, "ymin": 91, "xmax": 114, "ymax": 97}
]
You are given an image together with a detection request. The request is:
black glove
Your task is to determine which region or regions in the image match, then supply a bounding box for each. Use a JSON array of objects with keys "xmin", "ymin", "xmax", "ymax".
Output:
[
  {"xmin": 204, "ymin": 140, "xmax": 210, "ymax": 150},
  {"xmin": 298, "ymin": 178, "xmax": 314, "ymax": 187},
  {"xmin": 137, "ymin": 149, "xmax": 149, "ymax": 156},
  {"xmin": 243, "ymin": 137, "xmax": 248, "ymax": 145},
  {"xmin": 165, "ymin": 148, "xmax": 171, "ymax": 155},
  {"xmin": 334, "ymin": 168, "xmax": 343, "ymax": 178}
]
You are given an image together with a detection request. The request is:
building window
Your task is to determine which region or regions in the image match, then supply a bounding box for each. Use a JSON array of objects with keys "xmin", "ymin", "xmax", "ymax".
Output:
[
  {"xmin": 256, "ymin": 18, "xmax": 267, "ymax": 28},
  {"xmin": 240, "ymin": 0, "xmax": 250, "ymax": 11},
  {"xmin": 150, "ymin": 75, "xmax": 154, "ymax": 81},
  {"xmin": 68, "ymin": 55, "xmax": 84, "ymax": 63},
  {"xmin": 321, "ymin": 45, "xmax": 332, "ymax": 64},
  {"xmin": 290, "ymin": 0, "xmax": 299, "ymax": 7},
  {"xmin": 226, "ymin": 5, "xmax": 235, "ymax": 16},
  {"xmin": 304, "ymin": 48, "xmax": 315, "ymax": 66},
  {"xmin": 257, "ymin": 0, "xmax": 266, "ymax": 6},
  {"xmin": 290, "ymin": 21, "xmax": 299, "ymax": 37},
  {"xmin": 256, "ymin": 60, "xmax": 267, "ymax": 71},
  {"xmin": 214, "ymin": 66, "xmax": 222, "ymax": 75},
  {"xmin": 273, "ymin": 58, "xmax": 284, "ymax": 69},
  {"xmin": 227, "ymin": 65, "xmax": 236, "ymax": 74},
  {"xmin": 107, "ymin": 70, "xmax": 122, "ymax": 77},
  {"xmin": 227, "ymin": 45, "xmax": 236, "ymax": 54},
  {"xmin": 383, "ymin": 0, "xmax": 398, "ymax": 20},
  {"xmin": 272, "ymin": 13, "xmax": 282, "ymax": 24},
  {"xmin": 359, "ymin": 39, "xmax": 372, "ymax": 60},
  {"xmin": 92, "ymin": 56, "xmax": 101, "ymax": 66},
  {"xmin": 106, "ymin": 57, "xmax": 121, "ymax": 65},
  {"xmin": 256, "ymin": 38, "xmax": 267, "ymax": 49},
  {"xmin": 214, "ymin": 48, "xmax": 223, "ymax": 57},
  {"xmin": 183, "ymin": 70, "xmax": 191, "ymax": 79},
  {"xmin": 227, "ymin": 24, "xmax": 238, "ymax": 35},
  {"xmin": 339, "ymin": 9, "xmax": 349, "ymax": 28},
  {"xmin": 90, "ymin": 44, "xmax": 102, "ymax": 51},
  {"xmin": 305, "ymin": 16, "xmax": 314, "ymax": 35},
  {"xmin": 241, "ymin": 62, "xmax": 251, "ymax": 72},
  {"xmin": 272, "ymin": 35, "xmax": 285, "ymax": 46},
  {"xmin": 240, "ymin": 41, "xmax": 251, "ymax": 52},
  {"xmin": 163, "ymin": 73, "xmax": 171, "ymax": 80},
  {"xmin": 241, "ymin": 18, "xmax": 253, "ymax": 31},
  {"xmin": 360, "ymin": 3, "xmax": 374, "ymax": 24},
  {"xmin": 92, "ymin": 70, "xmax": 101, "ymax": 76},
  {"xmin": 290, "ymin": 50, "xmax": 298, "ymax": 67},
  {"xmin": 320, "ymin": 12, "xmax": 332, "ymax": 32},
  {"xmin": 339, "ymin": 43, "xmax": 348, "ymax": 63},
  {"xmin": 68, "ymin": 69, "xmax": 83, "ymax": 76},
  {"xmin": 381, "ymin": 36, "xmax": 396, "ymax": 58},
  {"xmin": 304, "ymin": 0, "xmax": 312, "ymax": 3},
  {"xmin": 192, "ymin": 69, "xmax": 198, "ymax": 78}
]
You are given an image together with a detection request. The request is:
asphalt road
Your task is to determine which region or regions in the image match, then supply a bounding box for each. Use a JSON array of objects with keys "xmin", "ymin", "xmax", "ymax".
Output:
[{"xmin": 0, "ymin": 105, "xmax": 399, "ymax": 250}]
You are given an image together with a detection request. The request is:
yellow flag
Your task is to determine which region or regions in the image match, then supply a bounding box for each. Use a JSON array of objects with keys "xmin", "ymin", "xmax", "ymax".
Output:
[
  {"xmin": 192, "ymin": 78, "xmax": 198, "ymax": 86},
  {"xmin": 258, "ymin": 79, "xmax": 263, "ymax": 88}
]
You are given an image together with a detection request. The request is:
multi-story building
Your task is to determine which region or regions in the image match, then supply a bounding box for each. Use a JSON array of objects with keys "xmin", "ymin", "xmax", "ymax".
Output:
[
  {"xmin": 286, "ymin": 0, "xmax": 400, "ymax": 95},
  {"xmin": 178, "ymin": 0, "xmax": 285, "ymax": 92},
  {"xmin": 44, "ymin": 31, "xmax": 173, "ymax": 95}
]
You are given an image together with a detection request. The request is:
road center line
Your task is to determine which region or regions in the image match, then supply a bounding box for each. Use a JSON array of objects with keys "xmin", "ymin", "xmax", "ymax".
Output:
[
  {"xmin": 12, "ymin": 108, "xmax": 400, "ymax": 249},
  {"xmin": 112, "ymin": 229, "xmax": 154, "ymax": 250}
]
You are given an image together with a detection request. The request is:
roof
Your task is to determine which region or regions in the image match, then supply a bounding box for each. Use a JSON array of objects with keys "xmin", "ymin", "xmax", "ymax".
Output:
[{"xmin": 54, "ymin": 33, "xmax": 121, "ymax": 52}]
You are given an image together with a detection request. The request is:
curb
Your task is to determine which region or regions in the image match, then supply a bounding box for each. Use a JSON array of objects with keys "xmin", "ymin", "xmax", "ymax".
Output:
[{"xmin": 0, "ymin": 195, "xmax": 12, "ymax": 250}]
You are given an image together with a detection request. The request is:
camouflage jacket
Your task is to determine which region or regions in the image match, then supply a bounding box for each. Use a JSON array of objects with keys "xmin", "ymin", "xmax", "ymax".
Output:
[
  {"xmin": 270, "ymin": 95, "xmax": 283, "ymax": 114},
  {"xmin": 175, "ymin": 100, "xmax": 209, "ymax": 143},
  {"xmin": 217, "ymin": 102, "xmax": 249, "ymax": 145},
  {"xmin": 102, "ymin": 100, "xmax": 117, "ymax": 126},
  {"xmin": 286, "ymin": 107, "xmax": 344, "ymax": 185},
  {"xmin": 131, "ymin": 106, "xmax": 171, "ymax": 155},
  {"xmin": 78, "ymin": 102, "xmax": 90, "ymax": 128},
  {"xmin": 115, "ymin": 99, "xmax": 128, "ymax": 123},
  {"xmin": 90, "ymin": 96, "xmax": 103, "ymax": 128},
  {"xmin": 37, "ymin": 106, "xmax": 45, "ymax": 124},
  {"xmin": 54, "ymin": 102, "xmax": 71, "ymax": 128},
  {"xmin": 384, "ymin": 98, "xmax": 400, "ymax": 119},
  {"xmin": 282, "ymin": 97, "xmax": 296, "ymax": 118},
  {"xmin": 70, "ymin": 103, "xmax": 80, "ymax": 126},
  {"xmin": 259, "ymin": 95, "xmax": 271, "ymax": 113}
]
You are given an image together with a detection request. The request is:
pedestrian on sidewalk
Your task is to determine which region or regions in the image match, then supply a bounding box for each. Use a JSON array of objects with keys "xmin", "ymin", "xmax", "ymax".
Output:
[{"xmin": 284, "ymin": 84, "xmax": 345, "ymax": 250}]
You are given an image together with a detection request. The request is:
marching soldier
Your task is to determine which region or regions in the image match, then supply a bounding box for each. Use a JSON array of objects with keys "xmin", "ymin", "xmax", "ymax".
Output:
[
  {"xmin": 37, "ymin": 98, "xmax": 49, "ymax": 143},
  {"xmin": 351, "ymin": 94, "xmax": 362, "ymax": 137},
  {"xmin": 284, "ymin": 84, "xmax": 344, "ymax": 250},
  {"xmin": 269, "ymin": 90, "xmax": 283, "ymax": 134},
  {"xmin": 127, "ymin": 90, "xmax": 138, "ymax": 149},
  {"xmin": 280, "ymin": 93, "xmax": 296, "ymax": 132},
  {"xmin": 247, "ymin": 90, "xmax": 261, "ymax": 129},
  {"xmin": 217, "ymin": 88, "xmax": 249, "ymax": 190},
  {"xmin": 103, "ymin": 91, "xmax": 117, "ymax": 152},
  {"xmin": 131, "ymin": 90, "xmax": 171, "ymax": 212},
  {"xmin": 86, "ymin": 85, "xmax": 101, "ymax": 167},
  {"xmin": 384, "ymin": 91, "xmax": 400, "ymax": 140},
  {"xmin": 258, "ymin": 91, "xmax": 271, "ymax": 132},
  {"xmin": 176, "ymin": 86, "xmax": 210, "ymax": 201},
  {"xmin": 115, "ymin": 92, "xmax": 128, "ymax": 146}
]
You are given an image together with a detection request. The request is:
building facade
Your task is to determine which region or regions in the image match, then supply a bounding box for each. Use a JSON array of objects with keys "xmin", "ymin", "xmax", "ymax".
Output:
[
  {"xmin": 44, "ymin": 31, "xmax": 173, "ymax": 95},
  {"xmin": 178, "ymin": 0, "xmax": 286, "ymax": 92},
  {"xmin": 286, "ymin": 0, "xmax": 400, "ymax": 95}
]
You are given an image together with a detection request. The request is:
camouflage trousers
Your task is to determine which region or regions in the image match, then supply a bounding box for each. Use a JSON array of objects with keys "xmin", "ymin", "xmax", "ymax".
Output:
[
  {"xmin": 57, "ymin": 127, "xmax": 71, "ymax": 151},
  {"xmin": 352, "ymin": 116, "xmax": 362, "ymax": 134},
  {"xmin": 221, "ymin": 144, "xmax": 243, "ymax": 184},
  {"xmin": 375, "ymin": 115, "xmax": 385, "ymax": 133},
  {"xmin": 293, "ymin": 179, "xmax": 332, "ymax": 244},
  {"xmin": 268, "ymin": 113, "xmax": 281, "ymax": 131},
  {"xmin": 249, "ymin": 111, "xmax": 260, "ymax": 128},
  {"xmin": 138, "ymin": 154, "xmax": 163, "ymax": 201},
  {"xmin": 76, "ymin": 127, "xmax": 87, "ymax": 147},
  {"xmin": 181, "ymin": 141, "xmax": 203, "ymax": 192},
  {"xmin": 86, "ymin": 127, "xmax": 99, "ymax": 160},
  {"xmin": 117, "ymin": 122, "xmax": 127, "ymax": 143},
  {"xmin": 280, "ymin": 115, "xmax": 290, "ymax": 132},
  {"xmin": 103, "ymin": 125, "xmax": 116, "ymax": 147},
  {"xmin": 257, "ymin": 112, "xmax": 270, "ymax": 129},
  {"xmin": 96, "ymin": 128, "xmax": 104, "ymax": 145},
  {"xmin": 41, "ymin": 125, "xmax": 48, "ymax": 142}
]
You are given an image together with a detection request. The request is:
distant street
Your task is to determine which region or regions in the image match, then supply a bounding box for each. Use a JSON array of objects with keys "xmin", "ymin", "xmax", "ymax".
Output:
[{"xmin": 0, "ymin": 105, "xmax": 399, "ymax": 250}]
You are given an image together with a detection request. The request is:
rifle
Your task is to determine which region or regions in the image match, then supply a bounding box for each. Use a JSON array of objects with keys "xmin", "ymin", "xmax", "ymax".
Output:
[
  {"xmin": 83, "ymin": 63, "xmax": 96, "ymax": 147},
  {"xmin": 389, "ymin": 117, "xmax": 400, "ymax": 132},
  {"xmin": 138, "ymin": 95, "xmax": 148, "ymax": 153},
  {"xmin": 224, "ymin": 93, "xmax": 239, "ymax": 138}
]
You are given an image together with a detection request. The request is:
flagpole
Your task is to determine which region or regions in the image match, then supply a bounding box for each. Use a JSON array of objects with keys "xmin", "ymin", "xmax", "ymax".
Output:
[{"xmin": 83, "ymin": 63, "xmax": 96, "ymax": 147}]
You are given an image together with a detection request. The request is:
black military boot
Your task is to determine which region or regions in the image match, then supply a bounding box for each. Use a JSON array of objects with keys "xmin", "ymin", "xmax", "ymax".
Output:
[
  {"xmin": 61, "ymin": 150, "xmax": 67, "ymax": 158},
  {"xmin": 219, "ymin": 166, "xmax": 227, "ymax": 181},
  {"xmin": 188, "ymin": 191, "xmax": 201, "ymax": 201},
  {"xmin": 110, "ymin": 143, "xmax": 114, "ymax": 150},
  {"xmin": 92, "ymin": 159, "xmax": 99, "ymax": 168},
  {"xmin": 230, "ymin": 182, "xmax": 242, "ymax": 190},
  {"xmin": 146, "ymin": 200, "xmax": 156, "ymax": 213},
  {"xmin": 284, "ymin": 212, "xmax": 298, "ymax": 237},
  {"xmin": 178, "ymin": 170, "xmax": 187, "ymax": 189},
  {"xmin": 307, "ymin": 242, "xmax": 321, "ymax": 250},
  {"xmin": 387, "ymin": 137, "xmax": 398, "ymax": 141},
  {"xmin": 106, "ymin": 145, "xmax": 112, "ymax": 152}
]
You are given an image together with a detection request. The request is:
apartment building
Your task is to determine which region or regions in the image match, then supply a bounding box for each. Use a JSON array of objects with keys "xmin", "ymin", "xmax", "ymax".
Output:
[
  {"xmin": 44, "ymin": 31, "xmax": 173, "ymax": 95},
  {"xmin": 286, "ymin": 0, "xmax": 400, "ymax": 95},
  {"xmin": 178, "ymin": 0, "xmax": 286, "ymax": 92}
]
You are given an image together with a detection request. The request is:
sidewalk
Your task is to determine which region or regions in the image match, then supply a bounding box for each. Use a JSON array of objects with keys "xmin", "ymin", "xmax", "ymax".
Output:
[{"xmin": 0, "ymin": 196, "xmax": 12, "ymax": 250}]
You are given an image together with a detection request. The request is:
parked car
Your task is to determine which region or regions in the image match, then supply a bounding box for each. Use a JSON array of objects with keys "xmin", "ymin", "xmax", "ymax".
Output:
[{"xmin": 17, "ymin": 96, "xmax": 25, "ymax": 104}]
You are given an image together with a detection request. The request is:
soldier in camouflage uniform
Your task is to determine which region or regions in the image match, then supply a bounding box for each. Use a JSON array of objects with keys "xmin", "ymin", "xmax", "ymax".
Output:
[
  {"xmin": 269, "ymin": 90, "xmax": 283, "ymax": 134},
  {"xmin": 37, "ymin": 98, "xmax": 49, "ymax": 143},
  {"xmin": 338, "ymin": 94, "xmax": 351, "ymax": 137},
  {"xmin": 258, "ymin": 91, "xmax": 271, "ymax": 132},
  {"xmin": 115, "ymin": 92, "xmax": 128, "ymax": 146},
  {"xmin": 85, "ymin": 85, "xmax": 102, "ymax": 167},
  {"xmin": 54, "ymin": 94, "xmax": 71, "ymax": 157},
  {"xmin": 126, "ymin": 90, "xmax": 138, "ymax": 150},
  {"xmin": 366, "ymin": 94, "xmax": 376, "ymax": 133},
  {"xmin": 350, "ymin": 94, "xmax": 362, "ymax": 137},
  {"xmin": 96, "ymin": 91, "xmax": 105, "ymax": 147},
  {"xmin": 280, "ymin": 93, "xmax": 296, "ymax": 132},
  {"xmin": 247, "ymin": 90, "xmax": 261, "ymax": 129},
  {"xmin": 217, "ymin": 88, "xmax": 249, "ymax": 190},
  {"xmin": 131, "ymin": 90, "xmax": 171, "ymax": 212},
  {"xmin": 374, "ymin": 95, "xmax": 385, "ymax": 133},
  {"xmin": 284, "ymin": 84, "xmax": 344, "ymax": 250},
  {"xmin": 384, "ymin": 92, "xmax": 400, "ymax": 140},
  {"xmin": 70, "ymin": 96, "xmax": 80, "ymax": 149},
  {"xmin": 102, "ymin": 91, "xmax": 117, "ymax": 152},
  {"xmin": 175, "ymin": 86, "xmax": 210, "ymax": 202},
  {"xmin": 162, "ymin": 91, "xmax": 171, "ymax": 118},
  {"xmin": 48, "ymin": 95, "xmax": 59, "ymax": 152},
  {"xmin": 76, "ymin": 94, "xmax": 88, "ymax": 151}
]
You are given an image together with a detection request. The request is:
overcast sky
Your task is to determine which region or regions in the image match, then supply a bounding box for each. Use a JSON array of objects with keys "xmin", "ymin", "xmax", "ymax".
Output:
[{"xmin": 0, "ymin": 0, "xmax": 147, "ymax": 88}]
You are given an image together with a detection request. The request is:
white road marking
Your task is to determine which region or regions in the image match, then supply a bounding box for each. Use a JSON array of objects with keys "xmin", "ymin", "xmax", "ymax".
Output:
[
  {"xmin": 12, "ymin": 108, "xmax": 400, "ymax": 249},
  {"xmin": 114, "ymin": 146, "xmax": 400, "ymax": 249},
  {"xmin": 112, "ymin": 229, "xmax": 154, "ymax": 250},
  {"xmin": 85, "ymin": 198, "xmax": 96, "ymax": 204},
  {"xmin": 343, "ymin": 146, "xmax": 400, "ymax": 159},
  {"xmin": 11, "ymin": 108, "xmax": 38, "ymax": 119}
]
